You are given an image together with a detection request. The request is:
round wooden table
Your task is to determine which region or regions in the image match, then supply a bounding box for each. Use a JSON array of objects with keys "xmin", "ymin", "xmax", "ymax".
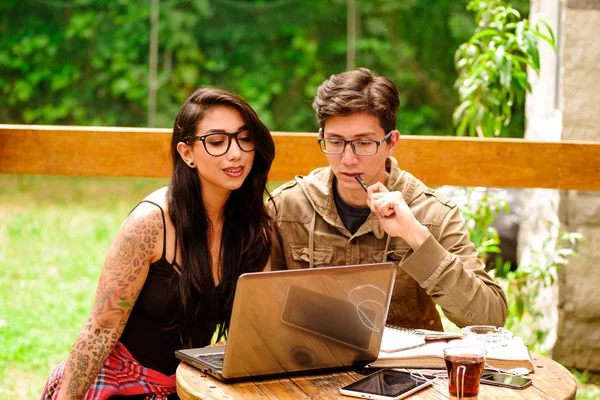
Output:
[{"xmin": 176, "ymin": 353, "xmax": 576, "ymax": 399}]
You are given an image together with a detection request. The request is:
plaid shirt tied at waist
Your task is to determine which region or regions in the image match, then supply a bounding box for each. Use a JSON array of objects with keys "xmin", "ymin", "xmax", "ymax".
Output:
[{"xmin": 42, "ymin": 341, "xmax": 176, "ymax": 400}]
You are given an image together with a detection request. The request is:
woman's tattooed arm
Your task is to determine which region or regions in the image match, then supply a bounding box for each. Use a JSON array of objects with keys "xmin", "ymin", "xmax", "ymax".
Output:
[{"xmin": 56, "ymin": 205, "xmax": 164, "ymax": 399}]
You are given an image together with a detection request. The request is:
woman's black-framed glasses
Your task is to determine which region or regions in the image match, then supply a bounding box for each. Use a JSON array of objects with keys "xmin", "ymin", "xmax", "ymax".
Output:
[
  {"xmin": 185, "ymin": 126, "xmax": 255, "ymax": 156},
  {"xmin": 318, "ymin": 130, "xmax": 394, "ymax": 156}
]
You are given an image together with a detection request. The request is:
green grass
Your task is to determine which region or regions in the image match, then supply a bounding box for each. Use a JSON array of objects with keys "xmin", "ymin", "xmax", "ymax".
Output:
[
  {"xmin": 0, "ymin": 175, "xmax": 167, "ymax": 399},
  {"xmin": 1, "ymin": 174, "xmax": 598, "ymax": 399}
]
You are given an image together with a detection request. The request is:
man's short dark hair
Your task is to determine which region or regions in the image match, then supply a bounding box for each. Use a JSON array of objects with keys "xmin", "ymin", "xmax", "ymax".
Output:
[{"xmin": 312, "ymin": 68, "xmax": 400, "ymax": 133}]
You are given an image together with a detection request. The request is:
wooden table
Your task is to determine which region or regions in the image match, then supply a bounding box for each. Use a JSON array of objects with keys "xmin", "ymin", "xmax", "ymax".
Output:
[{"xmin": 176, "ymin": 353, "xmax": 576, "ymax": 399}]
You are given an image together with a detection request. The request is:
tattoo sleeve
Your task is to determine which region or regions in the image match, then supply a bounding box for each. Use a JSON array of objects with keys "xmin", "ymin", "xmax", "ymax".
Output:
[{"xmin": 58, "ymin": 207, "xmax": 163, "ymax": 399}]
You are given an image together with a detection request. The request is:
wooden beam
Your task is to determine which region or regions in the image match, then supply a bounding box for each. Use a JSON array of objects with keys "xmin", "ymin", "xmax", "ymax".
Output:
[
  {"xmin": 0, "ymin": 125, "xmax": 173, "ymax": 178},
  {"xmin": 396, "ymin": 136, "xmax": 600, "ymax": 190},
  {"xmin": 1, "ymin": 124, "xmax": 599, "ymax": 190}
]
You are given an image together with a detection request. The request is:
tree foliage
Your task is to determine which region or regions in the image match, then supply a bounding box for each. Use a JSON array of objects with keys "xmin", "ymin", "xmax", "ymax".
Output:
[
  {"xmin": 453, "ymin": 0, "xmax": 554, "ymax": 137},
  {"xmin": 0, "ymin": 0, "xmax": 531, "ymax": 136}
]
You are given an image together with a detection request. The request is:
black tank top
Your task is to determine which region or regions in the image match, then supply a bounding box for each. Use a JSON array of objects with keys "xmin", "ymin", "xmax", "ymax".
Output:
[{"xmin": 119, "ymin": 201, "xmax": 201, "ymax": 375}]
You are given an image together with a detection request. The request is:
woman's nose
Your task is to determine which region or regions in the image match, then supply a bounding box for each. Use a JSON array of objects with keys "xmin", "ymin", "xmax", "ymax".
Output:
[{"xmin": 227, "ymin": 138, "xmax": 242, "ymax": 159}]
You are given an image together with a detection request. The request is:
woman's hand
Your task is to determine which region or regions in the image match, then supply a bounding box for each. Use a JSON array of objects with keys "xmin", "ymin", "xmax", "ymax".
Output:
[{"xmin": 366, "ymin": 182, "xmax": 429, "ymax": 250}]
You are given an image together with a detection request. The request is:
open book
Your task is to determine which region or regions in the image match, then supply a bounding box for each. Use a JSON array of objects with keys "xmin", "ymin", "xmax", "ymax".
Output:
[{"xmin": 371, "ymin": 336, "xmax": 533, "ymax": 371}]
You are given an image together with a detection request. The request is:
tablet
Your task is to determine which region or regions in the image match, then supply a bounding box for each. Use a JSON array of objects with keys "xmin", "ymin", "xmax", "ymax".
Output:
[{"xmin": 340, "ymin": 369, "xmax": 436, "ymax": 400}]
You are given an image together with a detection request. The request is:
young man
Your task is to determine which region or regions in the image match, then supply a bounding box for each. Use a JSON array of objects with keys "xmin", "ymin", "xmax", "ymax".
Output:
[{"xmin": 266, "ymin": 68, "xmax": 507, "ymax": 330}]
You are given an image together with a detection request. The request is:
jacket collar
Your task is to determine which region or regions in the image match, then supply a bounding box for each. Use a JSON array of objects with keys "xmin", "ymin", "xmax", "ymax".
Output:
[{"xmin": 296, "ymin": 157, "xmax": 420, "ymax": 239}]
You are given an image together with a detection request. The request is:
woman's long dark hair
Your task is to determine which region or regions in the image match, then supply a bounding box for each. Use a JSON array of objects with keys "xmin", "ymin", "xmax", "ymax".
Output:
[{"xmin": 167, "ymin": 87, "xmax": 275, "ymax": 346}]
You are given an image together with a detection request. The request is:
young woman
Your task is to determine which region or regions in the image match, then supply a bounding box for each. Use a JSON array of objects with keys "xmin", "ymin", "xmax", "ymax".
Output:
[{"xmin": 42, "ymin": 87, "xmax": 275, "ymax": 399}]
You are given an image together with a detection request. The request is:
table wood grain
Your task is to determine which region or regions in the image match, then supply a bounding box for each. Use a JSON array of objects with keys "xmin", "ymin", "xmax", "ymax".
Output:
[{"xmin": 176, "ymin": 353, "xmax": 576, "ymax": 399}]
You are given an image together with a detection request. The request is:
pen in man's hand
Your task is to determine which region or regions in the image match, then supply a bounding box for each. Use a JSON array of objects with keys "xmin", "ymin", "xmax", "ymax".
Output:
[{"xmin": 355, "ymin": 175, "xmax": 368, "ymax": 192}]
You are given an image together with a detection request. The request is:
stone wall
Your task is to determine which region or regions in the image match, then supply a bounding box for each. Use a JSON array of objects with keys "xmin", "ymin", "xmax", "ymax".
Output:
[
  {"xmin": 552, "ymin": 0, "xmax": 600, "ymax": 371},
  {"xmin": 560, "ymin": 1, "xmax": 600, "ymax": 142},
  {"xmin": 556, "ymin": 192, "xmax": 600, "ymax": 370}
]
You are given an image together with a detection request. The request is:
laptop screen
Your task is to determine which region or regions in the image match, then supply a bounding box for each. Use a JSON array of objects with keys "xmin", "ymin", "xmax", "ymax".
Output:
[
  {"xmin": 220, "ymin": 263, "xmax": 396, "ymax": 380},
  {"xmin": 281, "ymin": 284, "xmax": 379, "ymax": 350}
]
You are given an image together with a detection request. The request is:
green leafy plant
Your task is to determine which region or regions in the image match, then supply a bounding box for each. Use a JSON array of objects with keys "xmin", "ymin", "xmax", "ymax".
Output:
[
  {"xmin": 453, "ymin": 0, "xmax": 555, "ymax": 137},
  {"xmin": 456, "ymin": 188, "xmax": 508, "ymax": 261},
  {"xmin": 570, "ymin": 369, "xmax": 600, "ymax": 400},
  {"xmin": 495, "ymin": 224, "xmax": 582, "ymax": 352},
  {"xmin": 458, "ymin": 188, "xmax": 583, "ymax": 352}
]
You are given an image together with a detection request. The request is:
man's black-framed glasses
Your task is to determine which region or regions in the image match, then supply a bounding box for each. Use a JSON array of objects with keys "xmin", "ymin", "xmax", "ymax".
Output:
[
  {"xmin": 185, "ymin": 126, "xmax": 255, "ymax": 156},
  {"xmin": 318, "ymin": 130, "xmax": 394, "ymax": 156}
]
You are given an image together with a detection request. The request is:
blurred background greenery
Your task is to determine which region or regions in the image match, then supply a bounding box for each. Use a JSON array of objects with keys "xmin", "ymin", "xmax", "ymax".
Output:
[{"xmin": 1, "ymin": 0, "xmax": 531, "ymax": 136}]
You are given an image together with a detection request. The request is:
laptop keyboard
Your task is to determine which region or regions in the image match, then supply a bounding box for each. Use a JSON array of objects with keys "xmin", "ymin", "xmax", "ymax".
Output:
[{"xmin": 197, "ymin": 353, "xmax": 225, "ymax": 370}]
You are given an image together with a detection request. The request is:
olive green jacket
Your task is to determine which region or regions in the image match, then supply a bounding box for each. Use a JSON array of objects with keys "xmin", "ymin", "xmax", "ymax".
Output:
[{"xmin": 265, "ymin": 157, "xmax": 507, "ymax": 330}]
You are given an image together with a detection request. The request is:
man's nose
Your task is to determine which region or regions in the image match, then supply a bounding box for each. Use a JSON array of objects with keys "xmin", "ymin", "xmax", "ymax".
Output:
[{"xmin": 340, "ymin": 142, "xmax": 359, "ymax": 164}]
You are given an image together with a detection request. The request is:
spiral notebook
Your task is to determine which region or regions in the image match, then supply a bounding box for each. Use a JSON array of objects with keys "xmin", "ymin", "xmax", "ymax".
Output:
[{"xmin": 379, "ymin": 325, "xmax": 427, "ymax": 353}]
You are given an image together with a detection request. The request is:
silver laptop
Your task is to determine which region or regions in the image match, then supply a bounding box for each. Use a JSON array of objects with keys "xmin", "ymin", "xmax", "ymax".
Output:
[{"xmin": 175, "ymin": 262, "xmax": 396, "ymax": 382}]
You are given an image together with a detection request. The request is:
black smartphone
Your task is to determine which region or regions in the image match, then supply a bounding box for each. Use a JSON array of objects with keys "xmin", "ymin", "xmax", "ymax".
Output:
[
  {"xmin": 480, "ymin": 372, "xmax": 532, "ymax": 389},
  {"xmin": 340, "ymin": 369, "xmax": 435, "ymax": 400}
]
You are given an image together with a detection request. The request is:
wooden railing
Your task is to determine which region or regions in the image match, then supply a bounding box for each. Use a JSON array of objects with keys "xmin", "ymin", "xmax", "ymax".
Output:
[{"xmin": 1, "ymin": 124, "xmax": 599, "ymax": 190}]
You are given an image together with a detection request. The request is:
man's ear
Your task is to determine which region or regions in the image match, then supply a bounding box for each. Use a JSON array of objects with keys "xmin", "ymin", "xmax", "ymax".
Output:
[
  {"xmin": 176, "ymin": 142, "xmax": 194, "ymax": 166},
  {"xmin": 386, "ymin": 130, "xmax": 400, "ymax": 157},
  {"xmin": 318, "ymin": 127, "xmax": 324, "ymax": 139}
]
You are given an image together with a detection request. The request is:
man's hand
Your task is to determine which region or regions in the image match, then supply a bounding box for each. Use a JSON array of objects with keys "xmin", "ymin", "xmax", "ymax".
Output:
[{"xmin": 366, "ymin": 182, "xmax": 429, "ymax": 250}]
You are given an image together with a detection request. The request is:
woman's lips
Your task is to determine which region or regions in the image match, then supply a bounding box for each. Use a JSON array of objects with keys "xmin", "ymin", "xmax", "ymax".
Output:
[{"xmin": 223, "ymin": 166, "xmax": 244, "ymax": 178}]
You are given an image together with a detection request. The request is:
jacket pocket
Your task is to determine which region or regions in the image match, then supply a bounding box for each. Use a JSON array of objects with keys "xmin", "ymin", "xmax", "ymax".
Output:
[
  {"xmin": 371, "ymin": 245, "xmax": 410, "ymax": 262},
  {"xmin": 289, "ymin": 244, "xmax": 335, "ymax": 268}
]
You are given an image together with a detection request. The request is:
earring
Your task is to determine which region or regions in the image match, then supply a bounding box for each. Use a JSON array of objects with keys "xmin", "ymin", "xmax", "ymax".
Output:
[{"xmin": 189, "ymin": 162, "xmax": 195, "ymax": 168}]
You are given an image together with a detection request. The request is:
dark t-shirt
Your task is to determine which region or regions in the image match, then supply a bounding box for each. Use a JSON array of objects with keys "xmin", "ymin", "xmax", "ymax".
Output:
[{"xmin": 333, "ymin": 178, "xmax": 371, "ymax": 235}]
